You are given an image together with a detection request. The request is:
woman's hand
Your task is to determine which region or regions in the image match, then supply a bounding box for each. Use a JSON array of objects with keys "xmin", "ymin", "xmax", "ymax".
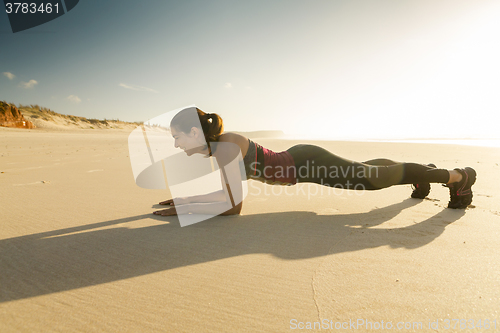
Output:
[
  {"xmin": 159, "ymin": 197, "xmax": 189, "ymax": 206},
  {"xmin": 153, "ymin": 207, "xmax": 177, "ymax": 216}
]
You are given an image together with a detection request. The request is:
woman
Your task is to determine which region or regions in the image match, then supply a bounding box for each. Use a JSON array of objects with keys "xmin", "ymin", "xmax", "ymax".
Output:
[{"xmin": 153, "ymin": 108, "xmax": 476, "ymax": 216}]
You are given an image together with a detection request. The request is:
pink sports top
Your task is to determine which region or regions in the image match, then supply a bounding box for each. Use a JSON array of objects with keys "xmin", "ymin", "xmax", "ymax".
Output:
[{"xmin": 242, "ymin": 139, "xmax": 297, "ymax": 185}]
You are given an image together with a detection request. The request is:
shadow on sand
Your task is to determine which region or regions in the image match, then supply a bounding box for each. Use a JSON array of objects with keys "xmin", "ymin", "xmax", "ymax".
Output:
[{"xmin": 0, "ymin": 198, "xmax": 465, "ymax": 303}]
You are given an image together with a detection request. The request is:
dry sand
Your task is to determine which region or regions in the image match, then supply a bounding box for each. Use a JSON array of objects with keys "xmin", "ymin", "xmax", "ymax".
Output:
[{"xmin": 1, "ymin": 127, "xmax": 499, "ymax": 332}]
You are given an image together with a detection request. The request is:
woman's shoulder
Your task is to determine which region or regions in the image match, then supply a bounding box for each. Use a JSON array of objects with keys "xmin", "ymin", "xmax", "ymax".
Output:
[
  {"xmin": 218, "ymin": 132, "xmax": 248, "ymax": 142},
  {"xmin": 218, "ymin": 132, "xmax": 249, "ymax": 146},
  {"xmin": 217, "ymin": 132, "xmax": 250, "ymax": 156}
]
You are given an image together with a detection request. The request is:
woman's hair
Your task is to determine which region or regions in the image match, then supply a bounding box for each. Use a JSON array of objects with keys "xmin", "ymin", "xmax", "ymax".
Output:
[{"xmin": 170, "ymin": 107, "xmax": 224, "ymax": 143}]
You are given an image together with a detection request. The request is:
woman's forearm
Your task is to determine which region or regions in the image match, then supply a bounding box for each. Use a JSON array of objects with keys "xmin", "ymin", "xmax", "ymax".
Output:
[
  {"xmin": 186, "ymin": 190, "xmax": 226, "ymax": 203},
  {"xmin": 175, "ymin": 201, "xmax": 241, "ymax": 215}
]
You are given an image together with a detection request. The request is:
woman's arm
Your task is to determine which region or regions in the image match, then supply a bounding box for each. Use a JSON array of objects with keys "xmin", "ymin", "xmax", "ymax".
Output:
[
  {"xmin": 159, "ymin": 164, "xmax": 238, "ymax": 206},
  {"xmin": 159, "ymin": 189, "xmax": 226, "ymax": 205},
  {"xmin": 155, "ymin": 141, "xmax": 245, "ymax": 216},
  {"xmin": 154, "ymin": 200, "xmax": 242, "ymax": 216},
  {"xmin": 160, "ymin": 152, "xmax": 239, "ymax": 206},
  {"xmin": 189, "ymin": 190, "xmax": 226, "ymax": 203},
  {"xmin": 155, "ymin": 170, "xmax": 243, "ymax": 216}
]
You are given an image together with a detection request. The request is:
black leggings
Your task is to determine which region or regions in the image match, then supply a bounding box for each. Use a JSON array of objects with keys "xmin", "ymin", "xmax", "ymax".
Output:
[{"xmin": 286, "ymin": 144, "xmax": 450, "ymax": 190}]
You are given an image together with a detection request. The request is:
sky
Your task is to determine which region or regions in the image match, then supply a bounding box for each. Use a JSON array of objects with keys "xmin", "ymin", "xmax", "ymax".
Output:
[{"xmin": 1, "ymin": 0, "xmax": 500, "ymax": 140}]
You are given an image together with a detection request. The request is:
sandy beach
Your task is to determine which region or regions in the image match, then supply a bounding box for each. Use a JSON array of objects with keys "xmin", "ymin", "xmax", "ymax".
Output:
[{"xmin": 1, "ymin": 127, "xmax": 499, "ymax": 332}]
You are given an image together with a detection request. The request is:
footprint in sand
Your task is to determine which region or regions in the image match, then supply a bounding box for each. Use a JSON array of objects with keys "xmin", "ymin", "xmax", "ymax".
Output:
[{"xmin": 13, "ymin": 180, "xmax": 51, "ymax": 186}]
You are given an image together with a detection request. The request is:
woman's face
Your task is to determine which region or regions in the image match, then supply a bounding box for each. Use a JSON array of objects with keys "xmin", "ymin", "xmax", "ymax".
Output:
[{"xmin": 171, "ymin": 126, "xmax": 206, "ymax": 156}]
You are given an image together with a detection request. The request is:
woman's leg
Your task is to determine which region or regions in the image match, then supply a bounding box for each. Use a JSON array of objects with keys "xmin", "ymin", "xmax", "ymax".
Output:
[
  {"xmin": 287, "ymin": 144, "xmax": 449, "ymax": 191},
  {"xmin": 287, "ymin": 144, "xmax": 476, "ymax": 208},
  {"xmin": 362, "ymin": 158, "xmax": 399, "ymax": 166},
  {"xmin": 363, "ymin": 159, "xmax": 437, "ymax": 198}
]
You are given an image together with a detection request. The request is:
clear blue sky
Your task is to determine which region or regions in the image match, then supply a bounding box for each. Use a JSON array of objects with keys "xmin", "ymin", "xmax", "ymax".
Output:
[{"xmin": 1, "ymin": 0, "xmax": 499, "ymax": 139}]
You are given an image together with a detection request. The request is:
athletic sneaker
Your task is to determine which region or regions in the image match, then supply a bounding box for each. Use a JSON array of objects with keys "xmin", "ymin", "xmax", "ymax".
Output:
[
  {"xmin": 411, "ymin": 163, "xmax": 437, "ymax": 199},
  {"xmin": 445, "ymin": 167, "xmax": 476, "ymax": 209}
]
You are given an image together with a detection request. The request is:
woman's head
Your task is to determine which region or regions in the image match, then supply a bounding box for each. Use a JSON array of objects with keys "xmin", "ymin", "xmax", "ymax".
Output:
[{"xmin": 170, "ymin": 107, "xmax": 224, "ymax": 155}]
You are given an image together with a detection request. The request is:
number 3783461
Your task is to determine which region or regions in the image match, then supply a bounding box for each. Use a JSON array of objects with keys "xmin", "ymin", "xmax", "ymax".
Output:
[{"xmin": 5, "ymin": 2, "xmax": 59, "ymax": 14}]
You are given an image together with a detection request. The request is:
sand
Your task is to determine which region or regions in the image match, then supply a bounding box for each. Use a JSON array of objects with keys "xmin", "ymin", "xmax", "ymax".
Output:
[{"xmin": 1, "ymin": 126, "xmax": 499, "ymax": 332}]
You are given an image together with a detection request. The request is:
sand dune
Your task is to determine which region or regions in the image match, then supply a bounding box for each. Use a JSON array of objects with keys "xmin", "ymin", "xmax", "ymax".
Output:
[{"xmin": 15, "ymin": 104, "xmax": 141, "ymax": 131}]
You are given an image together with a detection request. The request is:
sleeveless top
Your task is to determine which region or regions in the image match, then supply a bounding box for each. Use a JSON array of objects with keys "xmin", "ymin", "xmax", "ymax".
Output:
[{"xmin": 242, "ymin": 139, "xmax": 297, "ymax": 185}]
